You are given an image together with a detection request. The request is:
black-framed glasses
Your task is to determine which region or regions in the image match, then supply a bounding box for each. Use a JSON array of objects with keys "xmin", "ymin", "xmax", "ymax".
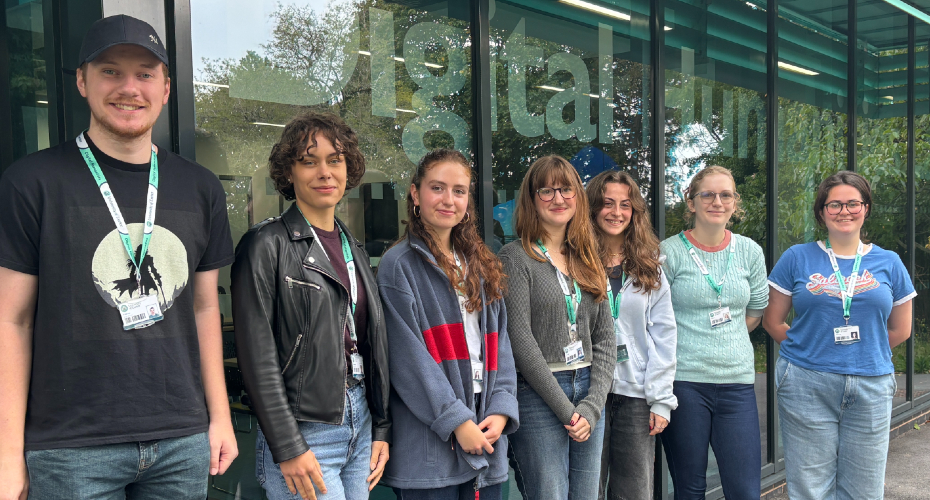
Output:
[
  {"xmin": 824, "ymin": 201, "xmax": 864, "ymax": 215},
  {"xmin": 536, "ymin": 186, "xmax": 576, "ymax": 202},
  {"xmin": 692, "ymin": 190, "xmax": 739, "ymax": 204}
]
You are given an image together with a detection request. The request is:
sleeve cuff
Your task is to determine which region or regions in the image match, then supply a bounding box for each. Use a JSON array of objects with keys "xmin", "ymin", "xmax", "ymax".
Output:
[
  {"xmin": 893, "ymin": 291, "xmax": 917, "ymax": 307},
  {"xmin": 429, "ymin": 400, "xmax": 476, "ymax": 442},
  {"xmin": 746, "ymin": 308, "xmax": 764, "ymax": 318},
  {"xmin": 768, "ymin": 280, "xmax": 792, "ymax": 296},
  {"xmin": 650, "ymin": 402, "xmax": 673, "ymax": 422},
  {"xmin": 485, "ymin": 392, "xmax": 521, "ymax": 435}
]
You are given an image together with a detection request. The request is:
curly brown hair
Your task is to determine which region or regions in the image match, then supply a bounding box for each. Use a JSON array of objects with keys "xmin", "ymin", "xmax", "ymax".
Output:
[
  {"xmin": 513, "ymin": 156, "xmax": 607, "ymax": 302},
  {"xmin": 586, "ymin": 170, "xmax": 662, "ymax": 293},
  {"xmin": 268, "ymin": 112, "xmax": 365, "ymax": 200},
  {"xmin": 402, "ymin": 149, "xmax": 506, "ymax": 312}
]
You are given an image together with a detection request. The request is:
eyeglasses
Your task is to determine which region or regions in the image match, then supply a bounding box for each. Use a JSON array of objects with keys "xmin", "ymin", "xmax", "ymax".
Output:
[
  {"xmin": 824, "ymin": 201, "xmax": 864, "ymax": 215},
  {"xmin": 692, "ymin": 190, "xmax": 739, "ymax": 204},
  {"xmin": 536, "ymin": 186, "xmax": 576, "ymax": 202}
]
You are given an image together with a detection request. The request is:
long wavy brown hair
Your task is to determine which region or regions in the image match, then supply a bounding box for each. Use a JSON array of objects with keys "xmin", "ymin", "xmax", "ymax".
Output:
[
  {"xmin": 513, "ymin": 156, "xmax": 607, "ymax": 301},
  {"xmin": 402, "ymin": 149, "xmax": 505, "ymax": 312},
  {"xmin": 586, "ymin": 170, "xmax": 662, "ymax": 293}
]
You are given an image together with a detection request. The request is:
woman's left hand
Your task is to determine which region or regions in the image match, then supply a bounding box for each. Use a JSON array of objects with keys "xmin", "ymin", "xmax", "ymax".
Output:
[
  {"xmin": 649, "ymin": 413, "xmax": 668, "ymax": 436},
  {"xmin": 564, "ymin": 413, "xmax": 591, "ymax": 442}
]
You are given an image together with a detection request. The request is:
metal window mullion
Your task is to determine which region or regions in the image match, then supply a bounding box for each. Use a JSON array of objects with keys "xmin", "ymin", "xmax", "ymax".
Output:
[
  {"xmin": 847, "ymin": 0, "xmax": 857, "ymax": 171},
  {"xmin": 0, "ymin": 1, "xmax": 13, "ymax": 171},
  {"xmin": 651, "ymin": 0, "xmax": 666, "ymax": 241},
  {"xmin": 766, "ymin": 0, "xmax": 779, "ymax": 471},
  {"xmin": 470, "ymin": 0, "xmax": 494, "ymax": 245},
  {"xmin": 167, "ymin": 0, "xmax": 197, "ymax": 159},
  {"xmin": 906, "ymin": 15, "xmax": 915, "ymax": 403}
]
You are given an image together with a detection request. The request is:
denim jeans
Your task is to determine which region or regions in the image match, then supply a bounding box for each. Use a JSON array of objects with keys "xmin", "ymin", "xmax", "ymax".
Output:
[
  {"xmin": 393, "ymin": 482, "xmax": 502, "ymax": 500},
  {"xmin": 508, "ymin": 367, "xmax": 606, "ymax": 500},
  {"xmin": 776, "ymin": 357, "xmax": 895, "ymax": 500},
  {"xmin": 661, "ymin": 381, "xmax": 760, "ymax": 500},
  {"xmin": 257, "ymin": 383, "xmax": 372, "ymax": 500},
  {"xmin": 599, "ymin": 394, "xmax": 654, "ymax": 500},
  {"xmin": 25, "ymin": 431, "xmax": 209, "ymax": 500}
]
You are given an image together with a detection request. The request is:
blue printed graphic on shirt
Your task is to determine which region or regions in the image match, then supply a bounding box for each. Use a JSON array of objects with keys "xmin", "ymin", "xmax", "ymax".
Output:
[{"xmin": 768, "ymin": 242, "xmax": 916, "ymax": 376}]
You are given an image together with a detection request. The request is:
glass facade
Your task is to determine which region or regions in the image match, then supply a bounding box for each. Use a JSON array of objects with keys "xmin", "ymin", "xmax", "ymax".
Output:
[{"xmin": 4, "ymin": 0, "xmax": 930, "ymax": 499}]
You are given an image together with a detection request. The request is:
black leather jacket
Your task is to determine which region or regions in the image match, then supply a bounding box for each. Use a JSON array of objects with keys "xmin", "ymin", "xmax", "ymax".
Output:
[{"xmin": 231, "ymin": 203, "xmax": 390, "ymax": 464}]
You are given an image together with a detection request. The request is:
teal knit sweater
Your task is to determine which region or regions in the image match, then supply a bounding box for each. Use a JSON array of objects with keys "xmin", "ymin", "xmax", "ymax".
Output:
[{"xmin": 660, "ymin": 231, "xmax": 768, "ymax": 384}]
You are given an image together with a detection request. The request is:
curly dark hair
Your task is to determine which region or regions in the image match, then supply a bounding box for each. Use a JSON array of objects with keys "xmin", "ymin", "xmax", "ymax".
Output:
[{"xmin": 267, "ymin": 112, "xmax": 365, "ymax": 200}]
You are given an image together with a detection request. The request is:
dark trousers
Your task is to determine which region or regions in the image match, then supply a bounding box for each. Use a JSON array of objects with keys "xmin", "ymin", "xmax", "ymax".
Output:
[
  {"xmin": 661, "ymin": 381, "xmax": 761, "ymax": 500},
  {"xmin": 599, "ymin": 394, "xmax": 655, "ymax": 500},
  {"xmin": 393, "ymin": 482, "xmax": 502, "ymax": 500}
]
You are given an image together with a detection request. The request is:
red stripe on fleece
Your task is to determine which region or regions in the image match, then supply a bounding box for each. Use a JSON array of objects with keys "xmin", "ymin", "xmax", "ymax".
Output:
[
  {"xmin": 485, "ymin": 332, "xmax": 499, "ymax": 371},
  {"xmin": 422, "ymin": 323, "xmax": 469, "ymax": 363}
]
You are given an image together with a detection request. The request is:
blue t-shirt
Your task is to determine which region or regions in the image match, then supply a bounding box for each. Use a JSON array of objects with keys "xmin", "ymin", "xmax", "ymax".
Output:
[{"xmin": 768, "ymin": 242, "xmax": 916, "ymax": 376}]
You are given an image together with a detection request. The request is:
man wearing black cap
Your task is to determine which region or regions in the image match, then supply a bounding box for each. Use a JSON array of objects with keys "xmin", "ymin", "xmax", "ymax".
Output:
[{"xmin": 0, "ymin": 14, "xmax": 238, "ymax": 500}]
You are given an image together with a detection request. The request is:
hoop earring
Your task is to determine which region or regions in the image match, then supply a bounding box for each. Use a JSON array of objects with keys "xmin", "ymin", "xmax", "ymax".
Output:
[
  {"xmin": 413, "ymin": 205, "xmax": 421, "ymax": 217},
  {"xmin": 459, "ymin": 212, "xmax": 470, "ymax": 224}
]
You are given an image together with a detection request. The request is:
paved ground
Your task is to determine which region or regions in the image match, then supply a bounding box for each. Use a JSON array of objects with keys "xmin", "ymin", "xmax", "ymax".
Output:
[{"xmin": 767, "ymin": 419, "xmax": 930, "ymax": 500}]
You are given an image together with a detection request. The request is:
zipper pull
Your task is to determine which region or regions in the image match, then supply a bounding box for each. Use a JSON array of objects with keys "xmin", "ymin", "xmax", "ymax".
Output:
[
  {"xmin": 474, "ymin": 479, "xmax": 479, "ymax": 500},
  {"xmin": 285, "ymin": 276, "xmax": 294, "ymax": 288}
]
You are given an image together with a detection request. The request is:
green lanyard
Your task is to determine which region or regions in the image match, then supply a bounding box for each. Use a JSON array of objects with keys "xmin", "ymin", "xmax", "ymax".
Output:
[
  {"xmin": 536, "ymin": 240, "xmax": 582, "ymax": 334},
  {"xmin": 77, "ymin": 132, "xmax": 158, "ymax": 290},
  {"xmin": 678, "ymin": 232, "xmax": 734, "ymax": 304},
  {"xmin": 824, "ymin": 239, "xmax": 864, "ymax": 324},
  {"xmin": 606, "ymin": 270, "xmax": 628, "ymax": 320}
]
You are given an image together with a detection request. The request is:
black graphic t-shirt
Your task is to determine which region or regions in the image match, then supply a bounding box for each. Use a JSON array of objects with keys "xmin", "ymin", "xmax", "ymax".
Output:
[{"xmin": 0, "ymin": 136, "xmax": 233, "ymax": 450}]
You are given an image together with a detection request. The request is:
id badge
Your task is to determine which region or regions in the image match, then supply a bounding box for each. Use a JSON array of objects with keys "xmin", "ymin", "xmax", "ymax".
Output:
[
  {"xmin": 616, "ymin": 344, "xmax": 630, "ymax": 363},
  {"xmin": 564, "ymin": 340, "xmax": 585, "ymax": 365},
  {"xmin": 834, "ymin": 325, "xmax": 861, "ymax": 344},
  {"xmin": 350, "ymin": 353, "xmax": 365, "ymax": 379},
  {"xmin": 709, "ymin": 306, "xmax": 732, "ymax": 328},
  {"xmin": 472, "ymin": 361, "xmax": 484, "ymax": 383},
  {"xmin": 119, "ymin": 294, "xmax": 163, "ymax": 330}
]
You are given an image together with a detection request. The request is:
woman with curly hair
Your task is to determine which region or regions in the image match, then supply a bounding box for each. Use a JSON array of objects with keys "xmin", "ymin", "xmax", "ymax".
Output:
[
  {"xmin": 659, "ymin": 165, "xmax": 768, "ymax": 500},
  {"xmin": 377, "ymin": 148, "xmax": 519, "ymax": 499},
  {"xmin": 232, "ymin": 111, "xmax": 391, "ymax": 500},
  {"xmin": 499, "ymin": 156, "xmax": 614, "ymax": 500},
  {"xmin": 587, "ymin": 171, "xmax": 677, "ymax": 500}
]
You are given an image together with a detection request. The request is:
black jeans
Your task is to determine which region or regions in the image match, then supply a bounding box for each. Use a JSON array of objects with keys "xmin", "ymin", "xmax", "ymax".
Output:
[{"xmin": 599, "ymin": 394, "xmax": 655, "ymax": 500}]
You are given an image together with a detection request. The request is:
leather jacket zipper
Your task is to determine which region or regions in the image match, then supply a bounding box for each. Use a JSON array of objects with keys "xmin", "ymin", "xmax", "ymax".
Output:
[
  {"xmin": 286, "ymin": 276, "xmax": 320, "ymax": 289},
  {"xmin": 281, "ymin": 334, "xmax": 303, "ymax": 373},
  {"xmin": 303, "ymin": 261, "xmax": 349, "ymax": 417}
]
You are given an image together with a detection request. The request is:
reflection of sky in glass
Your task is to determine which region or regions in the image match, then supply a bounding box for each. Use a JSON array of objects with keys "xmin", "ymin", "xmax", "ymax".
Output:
[
  {"xmin": 666, "ymin": 122, "xmax": 720, "ymax": 203},
  {"xmin": 191, "ymin": 0, "xmax": 331, "ymax": 76}
]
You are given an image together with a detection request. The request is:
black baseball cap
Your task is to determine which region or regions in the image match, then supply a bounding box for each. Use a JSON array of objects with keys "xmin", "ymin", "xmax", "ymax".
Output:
[{"xmin": 78, "ymin": 15, "xmax": 168, "ymax": 67}]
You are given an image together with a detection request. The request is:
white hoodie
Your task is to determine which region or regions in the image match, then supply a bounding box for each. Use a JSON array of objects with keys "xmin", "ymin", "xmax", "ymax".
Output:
[{"xmin": 610, "ymin": 268, "xmax": 679, "ymax": 421}]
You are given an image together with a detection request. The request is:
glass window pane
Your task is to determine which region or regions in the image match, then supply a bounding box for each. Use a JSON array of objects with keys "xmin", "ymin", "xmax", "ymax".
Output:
[
  {"xmin": 856, "ymin": 3, "xmax": 909, "ymax": 409},
  {"xmin": 190, "ymin": 1, "xmax": 473, "ymax": 497},
  {"xmin": 5, "ymin": 0, "xmax": 52, "ymax": 165},
  {"xmin": 662, "ymin": 0, "xmax": 769, "ymax": 493},
  {"xmin": 490, "ymin": 0, "xmax": 652, "ymax": 250},
  {"xmin": 915, "ymin": 30, "xmax": 930, "ymax": 406}
]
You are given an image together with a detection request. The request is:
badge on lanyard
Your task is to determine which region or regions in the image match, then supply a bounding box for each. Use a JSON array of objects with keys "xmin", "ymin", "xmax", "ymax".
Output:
[
  {"xmin": 678, "ymin": 232, "xmax": 735, "ymax": 328},
  {"xmin": 350, "ymin": 352, "xmax": 365, "ymax": 379},
  {"xmin": 608, "ymin": 270, "xmax": 631, "ymax": 363},
  {"xmin": 825, "ymin": 240, "xmax": 864, "ymax": 345},
  {"xmin": 536, "ymin": 241, "xmax": 585, "ymax": 365},
  {"xmin": 78, "ymin": 132, "xmax": 163, "ymax": 331},
  {"xmin": 472, "ymin": 361, "xmax": 484, "ymax": 383}
]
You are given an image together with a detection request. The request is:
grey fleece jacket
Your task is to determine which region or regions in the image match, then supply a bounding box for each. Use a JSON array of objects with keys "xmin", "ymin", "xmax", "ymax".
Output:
[
  {"xmin": 499, "ymin": 240, "xmax": 615, "ymax": 427},
  {"xmin": 610, "ymin": 269, "xmax": 678, "ymax": 422}
]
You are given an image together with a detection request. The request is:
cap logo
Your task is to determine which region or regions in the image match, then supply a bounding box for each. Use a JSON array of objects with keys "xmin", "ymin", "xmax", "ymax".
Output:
[{"xmin": 149, "ymin": 34, "xmax": 159, "ymax": 45}]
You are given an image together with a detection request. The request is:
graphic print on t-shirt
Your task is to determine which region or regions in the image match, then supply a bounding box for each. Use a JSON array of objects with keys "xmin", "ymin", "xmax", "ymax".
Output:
[
  {"xmin": 91, "ymin": 222, "xmax": 189, "ymax": 311},
  {"xmin": 805, "ymin": 269, "xmax": 880, "ymax": 298}
]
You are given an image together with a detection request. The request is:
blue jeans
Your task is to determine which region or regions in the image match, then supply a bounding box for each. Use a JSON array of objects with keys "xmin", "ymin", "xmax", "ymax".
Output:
[
  {"xmin": 661, "ymin": 381, "xmax": 761, "ymax": 500},
  {"xmin": 25, "ymin": 431, "xmax": 209, "ymax": 500},
  {"xmin": 257, "ymin": 383, "xmax": 372, "ymax": 500},
  {"xmin": 393, "ymin": 482, "xmax": 502, "ymax": 500},
  {"xmin": 508, "ymin": 367, "xmax": 606, "ymax": 500},
  {"xmin": 776, "ymin": 357, "xmax": 895, "ymax": 500}
]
